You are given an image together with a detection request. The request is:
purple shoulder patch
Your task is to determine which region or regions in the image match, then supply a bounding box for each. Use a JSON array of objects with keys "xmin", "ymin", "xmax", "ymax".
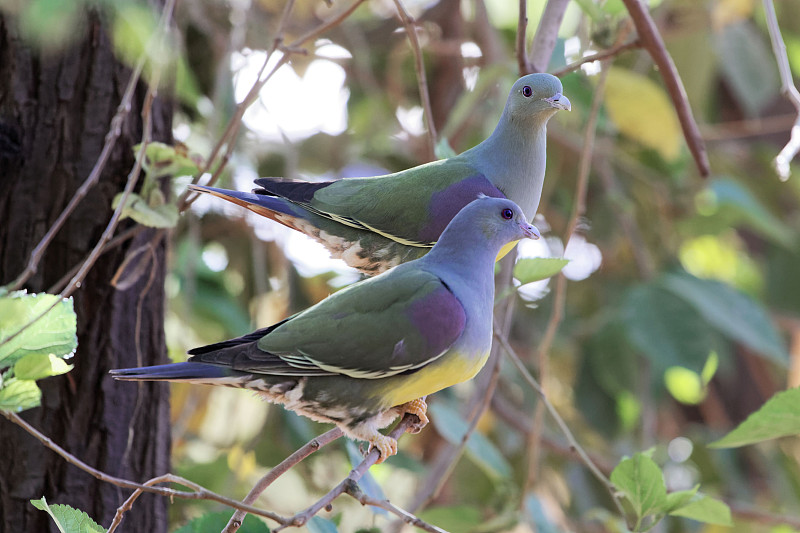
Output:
[
  {"xmin": 406, "ymin": 285, "xmax": 466, "ymax": 359},
  {"xmin": 418, "ymin": 175, "xmax": 505, "ymax": 242}
]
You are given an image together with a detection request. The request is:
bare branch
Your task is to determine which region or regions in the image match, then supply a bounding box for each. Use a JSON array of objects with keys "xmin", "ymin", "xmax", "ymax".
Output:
[
  {"xmin": 392, "ymin": 0, "xmax": 437, "ymax": 161},
  {"xmin": 524, "ymin": 62, "xmax": 611, "ymax": 493},
  {"xmin": 493, "ymin": 329, "xmax": 629, "ymax": 522},
  {"xmin": 551, "ymin": 39, "xmax": 641, "ymax": 77},
  {"xmin": 274, "ymin": 414, "xmax": 418, "ymax": 530},
  {"xmin": 762, "ymin": 0, "xmax": 800, "ymax": 180},
  {"xmin": 620, "ymin": 0, "xmax": 710, "ymax": 177},
  {"xmin": 528, "ymin": 0, "xmax": 570, "ymax": 73},
  {"xmin": 0, "ymin": 411, "xmax": 287, "ymax": 524},
  {"xmin": 516, "ymin": 0, "xmax": 530, "ymax": 74},
  {"xmin": 346, "ymin": 483, "xmax": 448, "ymax": 533},
  {"xmin": 181, "ymin": 0, "xmax": 368, "ymax": 210},
  {"xmin": 223, "ymin": 428, "xmax": 344, "ymax": 533}
]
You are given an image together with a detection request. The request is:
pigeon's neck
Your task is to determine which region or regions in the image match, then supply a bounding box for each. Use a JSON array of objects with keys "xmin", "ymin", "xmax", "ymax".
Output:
[
  {"xmin": 420, "ymin": 227, "xmax": 500, "ymax": 294},
  {"xmin": 464, "ymin": 111, "xmax": 552, "ymax": 218}
]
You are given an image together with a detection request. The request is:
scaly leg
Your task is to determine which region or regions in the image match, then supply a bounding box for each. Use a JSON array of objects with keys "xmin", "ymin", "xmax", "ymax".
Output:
[{"xmin": 397, "ymin": 397, "xmax": 429, "ymax": 434}]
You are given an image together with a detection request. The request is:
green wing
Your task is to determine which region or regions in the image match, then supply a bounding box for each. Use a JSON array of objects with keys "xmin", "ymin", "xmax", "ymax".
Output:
[{"xmin": 256, "ymin": 268, "xmax": 467, "ymax": 379}]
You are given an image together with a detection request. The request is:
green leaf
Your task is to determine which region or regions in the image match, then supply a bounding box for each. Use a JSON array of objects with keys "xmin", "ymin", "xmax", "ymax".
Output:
[
  {"xmin": 30, "ymin": 497, "xmax": 106, "ymax": 533},
  {"xmin": 307, "ymin": 516, "xmax": 339, "ymax": 533},
  {"xmin": 622, "ymin": 284, "xmax": 722, "ymax": 373},
  {"xmin": 715, "ymin": 22, "xmax": 780, "ymax": 117},
  {"xmin": 669, "ymin": 494, "xmax": 732, "ymax": 526},
  {"xmin": 0, "ymin": 292, "xmax": 77, "ymax": 369},
  {"xmin": 172, "ymin": 511, "xmax": 271, "ymax": 533},
  {"xmin": 604, "ymin": 67, "xmax": 682, "ymax": 161},
  {"xmin": 138, "ymin": 142, "xmax": 202, "ymax": 179},
  {"xmin": 429, "ymin": 402, "xmax": 511, "ymax": 479},
  {"xmin": 610, "ymin": 453, "xmax": 667, "ymax": 520},
  {"xmin": 418, "ymin": 505, "xmax": 482, "ymax": 533},
  {"xmin": 662, "ymin": 485, "xmax": 699, "ymax": 514},
  {"xmin": 0, "ymin": 380, "xmax": 42, "ymax": 412},
  {"xmin": 661, "ymin": 272, "xmax": 788, "ymax": 365},
  {"xmin": 707, "ymin": 178, "xmax": 794, "ymax": 248},
  {"xmin": 514, "ymin": 258, "xmax": 569, "ymax": 284},
  {"xmin": 112, "ymin": 192, "xmax": 180, "ymax": 228},
  {"xmin": 710, "ymin": 388, "xmax": 800, "ymax": 448},
  {"xmin": 664, "ymin": 367, "xmax": 705, "ymax": 405},
  {"xmin": 14, "ymin": 353, "xmax": 73, "ymax": 381}
]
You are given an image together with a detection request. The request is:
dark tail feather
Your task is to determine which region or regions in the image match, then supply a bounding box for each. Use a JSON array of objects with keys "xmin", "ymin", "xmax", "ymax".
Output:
[
  {"xmin": 110, "ymin": 362, "xmax": 230, "ymax": 382},
  {"xmin": 188, "ymin": 184, "xmax": 304, "ymax": 221}
]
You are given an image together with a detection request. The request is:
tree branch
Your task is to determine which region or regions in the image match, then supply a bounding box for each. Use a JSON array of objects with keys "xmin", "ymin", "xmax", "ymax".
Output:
[
  {"xmin": 528, "ymin": 0, "xmax": 570, "ymax": 73},
  {"xmin": 0, "ymin": 411, "xmax": 287, "ymax": 525},
  {"xmin": 762, "ymin": 0, "xmax": 800, "ymax": 180},
  {"xmin": 516, "ymin": 0, "xmax": 530, "ymax": 74},
  {"xmin": 551, "ymin": 39, "xmax": 641, "ymax": 77},
  {"xmin": 392, "ymin": 0, "xmax": 437, "ymax": 161},
  {"xmin": 620, "ymin": 0, "xmax": 710, "ymax": 177},
  {"xmin": 222, "ymin": 428, "xmax": 344, "ymax": 533},
  {"xmin": 346, "ymin": 483, "xmax": 448, "ymax": 533},
  {"xmin": 273, "ymin": 414, "xmax": 419, "ymax": 530}
]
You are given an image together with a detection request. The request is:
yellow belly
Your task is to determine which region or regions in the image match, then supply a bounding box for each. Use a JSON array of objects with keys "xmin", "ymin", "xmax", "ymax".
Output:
[{"xmin": 380, "ymin": 349, "xmax": 491, "ymax": 408}]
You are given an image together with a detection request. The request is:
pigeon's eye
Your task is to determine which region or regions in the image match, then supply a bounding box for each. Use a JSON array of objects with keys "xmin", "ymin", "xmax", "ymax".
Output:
[
  {"xmin": 501, "ymin": 208, "xmax": 513, "ymax": 220},
  {"xmin": 521, "ymin": 85, "xmax": 533, "ymax": 98}
]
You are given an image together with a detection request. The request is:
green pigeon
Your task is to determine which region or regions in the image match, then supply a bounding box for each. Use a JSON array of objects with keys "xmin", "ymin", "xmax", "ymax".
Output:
[
  {"xmin": 190, "ymin": 73, "xmax": 568, "ymax": 274},
  {"xmin": 111, "ymin": 196, "xmax": 539, "ymax": 461}
]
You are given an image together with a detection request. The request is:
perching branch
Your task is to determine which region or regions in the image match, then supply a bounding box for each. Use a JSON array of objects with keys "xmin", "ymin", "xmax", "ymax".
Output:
[
  {"xmin": 762, "ymin": 0, "xmax": 800, "ymax": 180},
  {"xmin": 1, "ymin": 411, "xmax": 287, "ymax": 525},
  {"xmin": 346, "ymin": 483, "xmax": 448, "ymax": 533},
  {"xmin": 222, "ymin": 428, "xmax": 344, "ymax": 533},
  {"xmin": 273, "ymin": 414, "xmax": 419, "ymax": 530},
  {"xmin": 620, "ymin": 0, "xmax": 710, "ymax": 177},
  {"xmin": 392, "ymin": 0, "xmax": 438, "ymax": 161}
]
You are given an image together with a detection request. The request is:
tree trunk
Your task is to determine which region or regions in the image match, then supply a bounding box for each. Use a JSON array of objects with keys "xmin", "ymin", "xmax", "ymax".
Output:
[{"xmin": 0, "ymin": 12, "xmax": 172, "ymax": 533}]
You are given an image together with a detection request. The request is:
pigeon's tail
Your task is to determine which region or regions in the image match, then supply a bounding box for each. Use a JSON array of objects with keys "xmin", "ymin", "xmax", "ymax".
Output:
[
  {"xmin": 110, "ymin": 362, "xmax": 233, "ymax": 384},
  {"xmin": 188, "ymin": 184, "xmax": 308, "ymax": 226}
]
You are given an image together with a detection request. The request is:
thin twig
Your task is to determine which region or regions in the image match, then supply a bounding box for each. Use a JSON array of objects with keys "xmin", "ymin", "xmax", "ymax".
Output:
[
  {"xmin": 516, "ymin": 0, "xmax": 530, "ymax": 74},
  {"xmin": 551, "ymin": 39, "xmax": 641, "ymax": 77},
  {"xmin": 392, "ymin": 0, "xmax": 437, "ymax": 161},
  {"xmin": 274, "ymin": 415, "xmax": 418, "ymax": 530},
  {"xmin": 108, "ymin": 474, "xmax": 174, "ymax": 533},
  {"xmin": 5, "ymin": 65, "xmax": 146, "ymax": 292},
  {"xmin": 524, "ymin": 62, "xmax": 611, "ymax": 493},
  {"xmin": 181, "ymin": 0, "xmax": 367, "ymax": 210},
  {"xmin": 528, "ymin": 0, "xmax": 570, "ymax": 73},
  {"xmin": 620, "ymin": 0, "xmax": 710, "ymax": 177},
  {"xmin": 762, "ymin": 0, "xmax": 800, "ymax": 180},
  {"xmin": 493, "ymin": 330, "xmax": 629, "ymax": 521},
  {"xmin": 0, "ymin": 411, "xmax": 287, "ymax": 524},
  {"xmin": 346, "ymin": 483, "xmax": 448, "ymax": 533},
  {"xmin": 222, "ymin": 428, "xmax": 344, "ymax": 533}
]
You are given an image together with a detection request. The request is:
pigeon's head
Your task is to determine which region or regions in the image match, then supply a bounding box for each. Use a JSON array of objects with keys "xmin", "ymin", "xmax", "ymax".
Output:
[
  {"xmin": 506, "ymin": 73, "xmax": 571, "ymax": 122},
  {"xmin": 464, "ymin": 195, "xmax": 540, "ymax": 244}
]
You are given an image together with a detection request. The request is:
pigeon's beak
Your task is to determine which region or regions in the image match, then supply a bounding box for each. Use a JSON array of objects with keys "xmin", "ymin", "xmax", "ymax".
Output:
[
  {"xmin": 546, "ymin": 93, "xmax": 571, "ymax": 111},
  {"xmin": 520, "ymin": 223, "xmax": 541, "ymax": 240}
]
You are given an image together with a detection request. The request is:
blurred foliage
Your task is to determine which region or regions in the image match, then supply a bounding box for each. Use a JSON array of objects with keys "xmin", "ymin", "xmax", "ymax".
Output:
[{"xmin": 4, "ymin": 0, "xmax": 800, "ymax": 530}]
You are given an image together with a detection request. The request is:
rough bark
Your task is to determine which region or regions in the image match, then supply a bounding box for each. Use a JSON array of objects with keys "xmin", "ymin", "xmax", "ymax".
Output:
[{"xmin": 0, "ymin": 12, "xmax": 172, "ymax": 533}]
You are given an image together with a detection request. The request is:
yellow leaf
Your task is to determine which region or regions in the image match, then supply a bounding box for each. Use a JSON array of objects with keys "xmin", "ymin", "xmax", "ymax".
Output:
[
  {"xmin": 712, "ymin": 0, "xmax": 755, "ymax": 30},
  {"xmin": 604, "ymin": 67, "xmax": 682, "ymax": 161}
]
